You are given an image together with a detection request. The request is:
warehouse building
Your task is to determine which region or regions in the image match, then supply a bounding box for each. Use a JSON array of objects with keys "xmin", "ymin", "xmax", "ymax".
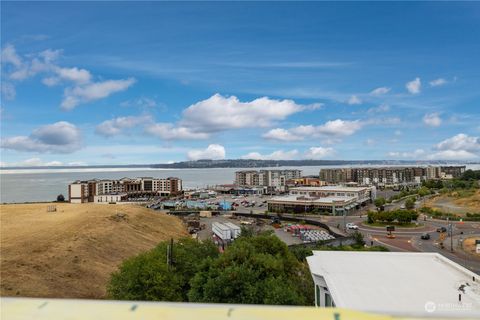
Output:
[{"xmin": 307, "ymin": 251, "xmax": 480, "ymax": 316}]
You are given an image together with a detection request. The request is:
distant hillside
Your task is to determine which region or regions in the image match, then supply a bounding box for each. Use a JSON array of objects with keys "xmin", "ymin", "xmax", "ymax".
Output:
[
  {"xmin": 151, "ymin": 159, "xmax": 462, "ymax": 169},
  {"xmin": 1, "ymin": 159, "xmax": 474, "ymax": 170}
]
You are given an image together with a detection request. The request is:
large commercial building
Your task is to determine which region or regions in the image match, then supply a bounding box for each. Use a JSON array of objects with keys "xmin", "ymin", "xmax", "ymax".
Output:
[
  {"xmin": 319, "ymin": 166, "xmax": 466, "ymax": 186},
  {"xmin": 68, "ymin": 177, "xmax": 182, "ymax": 203},
  {"xmin": 267, "ymin": 185, "xmax": 374, "ymax": 214},
  {"xmin": 235, "ymin": 169, "xmax": 302, "ymax": 192},
  {"xmin": 307, "ymin": 251, "xmax": 480, "ymax": 316}
]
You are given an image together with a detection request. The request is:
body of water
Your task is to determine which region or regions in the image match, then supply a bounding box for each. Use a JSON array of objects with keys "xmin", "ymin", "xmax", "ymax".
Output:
[{"xmin": 1, "ymin": 164, "xmax": 478, "ymax": 203}]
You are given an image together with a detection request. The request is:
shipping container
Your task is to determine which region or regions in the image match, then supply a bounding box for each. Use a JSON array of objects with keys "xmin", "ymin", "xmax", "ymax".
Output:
[
  {"xmin": 212, "ymin": 222, "xmax": 231, "ymax": 240},
  {"xmin": 223, "ymin": 222, "xmax": 241, "ymax": 239}
]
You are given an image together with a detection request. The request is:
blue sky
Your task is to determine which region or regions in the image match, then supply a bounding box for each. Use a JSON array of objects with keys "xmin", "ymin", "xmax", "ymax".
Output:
[{"xmin": 1, "ymin": 1, "xmax": 480, "ymax": 166}]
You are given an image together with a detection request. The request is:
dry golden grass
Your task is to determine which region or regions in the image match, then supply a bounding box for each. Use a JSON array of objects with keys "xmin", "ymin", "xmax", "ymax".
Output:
[
  {"xmin": 463, "ymin": 236, "xmax": 480, "ymax": 257},
  {"xmin": 425, "ymin": 190, "xmax": 480, "ymax": 214},
  {"xmin": 0, "ymin": 203, "xmax": 187, "ymax": 298}
]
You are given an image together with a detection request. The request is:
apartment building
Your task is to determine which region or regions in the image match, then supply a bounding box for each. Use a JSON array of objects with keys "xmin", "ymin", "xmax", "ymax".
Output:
[
  {"xmin": 68, "ymin": 177, "xmax": 182, "ymax": 203},
  {"xmin": 319, "ymin": 166, "xmax": 466, "ymax": 186},
  {"xmin": 235, "ymin": 169, "xmax": 302, "ymax": 192}
]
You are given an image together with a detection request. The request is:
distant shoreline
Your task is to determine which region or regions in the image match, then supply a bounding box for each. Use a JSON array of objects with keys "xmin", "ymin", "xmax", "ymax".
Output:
[{"xmin": 1, "ymin": 159, "xmax": 477, "ymax": 171}]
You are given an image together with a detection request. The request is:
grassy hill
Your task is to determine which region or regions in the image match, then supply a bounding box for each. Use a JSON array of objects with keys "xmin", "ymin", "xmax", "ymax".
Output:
[{"xmin": 0, "ymin": 203, "xmax": 187, "ymax": 298}]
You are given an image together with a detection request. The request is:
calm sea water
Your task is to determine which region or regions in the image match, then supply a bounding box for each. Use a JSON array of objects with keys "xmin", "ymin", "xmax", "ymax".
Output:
[{"xmin": 1, "ymin": 164, "xmax": 478, "ymax": 203}]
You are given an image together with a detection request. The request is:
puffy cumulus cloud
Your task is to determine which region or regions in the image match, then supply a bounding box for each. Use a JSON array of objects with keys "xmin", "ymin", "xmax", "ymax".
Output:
[
  {"xmin": 10, "ymin": 158, "xmax": 64, "ymax": 167},
  {"xmin": 423, "ymin": 113, "xmax": 442, "ymax": 127},
  {"xmin": 241, "ymin": 150, "xmax": 300, "ymax": 160},
  {"xmin": 388, "ymin": 134, "xmax": 480, "ymax": 161},
  {"xmin": 95, "ymin": 115, "xmax": 152, "ymax": 137},
  {"xmin": 262, "ymin": 128, "xmax": 303, "ymax": 142},
  {"xmin": 187, "ymin": 144, "xmax": 226, "ymax": 161},
  {"xmin": 406, "ymin": 77, "xmax": 421, "ymax": 94},
  {"xmin": 304, "ymin": 147, "xmax": 335, "ymax": 159},
  {"xmin": 180, "ymin": 94, "xmax": 319, "ymax": 132},
  {"xmin": 428, "ymin": 150, "xmax": 477, "ymax": 160},
  {"xmin": 435, "ymin": 133, "xmax": 480, "ymax": 153},
  {"xmin": 1, "ymin": 44, "xmax": 135, "ymax": 108},
  {"xmin": 61, "ymin": 78, "xmax": 136, "ymax": 110},
  {"xmin": 370, "ymin": 87, "xmax": 390, "ymax": 96},
  {"xmin": 347, "ymin": 95, "xmax": 362, "ymax": 105},
  {"xmin": 263, "ymin": 119, "xmax": 363, "ymax": 142},
  {"xmin": 430, "ymin": 78, "xmax": 447, "ymax": 87},
  {"xmin": 1, "ymin": 121, "xmax": 82, "ymax": 153},
  {"xmin": 145, "ymin": 123, "xmax": 209, "ymax": 140}
]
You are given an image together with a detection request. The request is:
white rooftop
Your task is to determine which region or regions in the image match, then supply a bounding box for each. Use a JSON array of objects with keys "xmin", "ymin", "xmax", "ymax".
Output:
[
  {"xmin": 270, "ymin": 195, "xmax": 356, "ymax": 204},
  {"xmin": 307, "ymin": 251, "xmax": 480, "ymax": 316},
  {"xmin": 290, "ymin": 186, "xmax": 370, "ymax": 192}
]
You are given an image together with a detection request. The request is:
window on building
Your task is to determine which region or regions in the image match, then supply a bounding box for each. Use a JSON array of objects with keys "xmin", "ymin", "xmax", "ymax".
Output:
[
  {"xmin": 315, "ymin": 285, "xmax": 321, "ymax": 306},
  {"xmin": 325, "ymin": 292, "xmax": 333, "ymax": 307}
]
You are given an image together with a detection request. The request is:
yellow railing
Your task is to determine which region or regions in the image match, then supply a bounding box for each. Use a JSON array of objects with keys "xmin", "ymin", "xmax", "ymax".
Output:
[{"xmin": 1, "ymin": 297, "xmax": 476, "ymax": 320}]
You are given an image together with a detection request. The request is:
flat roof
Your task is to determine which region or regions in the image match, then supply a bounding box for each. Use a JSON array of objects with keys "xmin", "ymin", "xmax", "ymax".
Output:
[
  {"xmin": 307, "ymin": 251, "xmax": 480, "ymax": 316},
  {"xmin": 290, "ymin": 186, "xmax": 370, "ymax": 192},
  {"xmin": 270, "ymin": 195, "xmax": 356, "ymax": 204}
]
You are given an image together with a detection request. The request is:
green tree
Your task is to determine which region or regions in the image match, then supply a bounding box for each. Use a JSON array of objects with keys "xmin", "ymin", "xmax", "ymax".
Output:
[
  {"xmin": 374, "ymin": 197, "xmax": 386, "ymax": 207},
  {"xmin": 107, "ymin": 238, "xmax": 219, "ymax": 301},
  {"xmin": 188, "ymin": 233, "xmax": 313, "ymax": 305},
  {"xmin": 56, "ymin": 194, "xmax": 65, "ymax": 202},
  {"xmin": 405, "ymin": 198, "xmax": 415, "ymax": 210}
]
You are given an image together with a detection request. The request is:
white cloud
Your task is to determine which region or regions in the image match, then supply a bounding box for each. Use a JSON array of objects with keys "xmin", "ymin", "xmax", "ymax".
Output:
[
  {"xmin": 61, "ymin": 78, "xmax": 136, "ymax": 110},
  {"xmin": 145, "ymin": 123, "xmax": 209, "ymax": 140},
  {"xmin": 429, "ymin": 78, "xmax": 447, "ymax": 87},
  {"xmin": 304, "ymin": 147, "xmax": 335, "ymax": 159},
  {"xmin": 263, "ymin": 119, "xmax": 363, "ymax": 142},
  {"xmin": 370, "ymin": 87, "xmax": 390, "ymax": 96},
  {"xmin": 241, "ymin": 149, "xmax": 300, "ymax": 160},
  {"xmin": 367, "ymin": 104, "xmax": 390, "ymax": 113},
  {"xmin": 347, "ymin": 95, "xmax": 362, "ymax": 105},
  {"xmin": 1, "ymin": 121, "xmax": 82, "ymax": 153},
  {"xmin": 262, "ymin": 128, "xmax": 304, "ymax": 142},
  {"xmin": 187, "ymin": 144, "xmax": 226, "ymax": 160},
  {"xmin": 406, "ymin": 77, "xmax": 421, "ymax": 94},
  {"xmin": 423, "ymin": 113, "xmax": 442, "ymax": 127},
  {"xmin": 436, "ymin": 133, "xmax": 480, "ymax": 152},
  {"xmin": 242, "ymin": 146, "xmax": 334, "ymax": 160},
  {"xmin": 1, "ymin": 44, "xmax": 136, "ymax": 108},
  {"xmin": 387, "ymin": 149, "xmax": 426, "ymax": 159},
  {"xmin": 1, "ymin": 44, "xmax": 23, "ymax": 67},
  {"xmin": 120, "ymin": 97, "xmax": 157, "ymax": 108},
  {"xmin": 55, "ymin": 67, "xmax": 92, "ymax": 84},
  {"xmin": 428, "ymin": 150, "xmax": 477, "ymax": 160},
  {"xmin": 388, "ymin": 134, "xmax": 480, "ymax": 161},
  {"xmin": 95, "ymin": 115, "xmax": 152, "ymax": 137},
  {"xmin": 180, "ymin": 94, "xmax": 318, "ymax": 132}
]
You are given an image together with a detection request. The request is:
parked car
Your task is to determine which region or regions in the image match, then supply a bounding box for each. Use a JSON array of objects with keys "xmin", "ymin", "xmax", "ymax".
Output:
[
  {"xmin": 436, "ymin": 227, "xmax": 447, "ymax": 233},
  {"xmin": 346, "ymin": 223, "xmax": 359, "ymax": 230},
  {"xmin": 420, "ymin": 233, "xmax": 430, "ymax": 240}
]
